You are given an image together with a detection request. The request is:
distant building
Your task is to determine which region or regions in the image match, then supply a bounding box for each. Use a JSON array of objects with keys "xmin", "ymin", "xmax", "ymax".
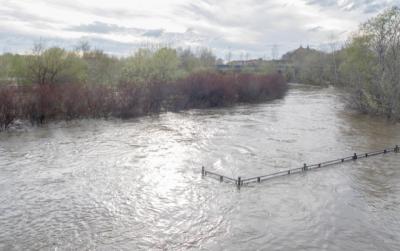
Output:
[
  {"xmin": 216, "ymin": 64, "xmax": 242, "ymax": 71},
  {"xmin": 228, "ymin": 58, "xmax": 263, "ymax": 66},
  {"xmin": 216, "ymin": 58, "xmax": 265, "ymax": 71},
  {"xmin": 218, "ymin": 58, "xmax": 289, "ymax": 72}
]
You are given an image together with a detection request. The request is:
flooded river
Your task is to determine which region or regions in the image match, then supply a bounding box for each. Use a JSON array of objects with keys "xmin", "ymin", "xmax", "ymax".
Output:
[{"xmin": 1, "ymin": 84, "xmax": 400, "ymax": 250}]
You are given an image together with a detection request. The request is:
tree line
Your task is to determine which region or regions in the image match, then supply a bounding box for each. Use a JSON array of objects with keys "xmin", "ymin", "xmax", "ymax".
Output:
[
  {"xmin": 280, "ymin": 7, "xmax": 400, "ymax": 119},
  {"xmin": 0, "ymin": 44, "xmax": 219, "ymax": 86},
  {"xmin": 0, "ymin": 44, "xmax": 287, "ymax": 130}
]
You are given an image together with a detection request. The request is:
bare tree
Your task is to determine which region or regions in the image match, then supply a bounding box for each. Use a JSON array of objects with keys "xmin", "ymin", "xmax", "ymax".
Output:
[
  {"xmin": 328, "ymin": 34, "xmax": 339, "ymax": 85},
  {"xmin": 225, "ymin": 50, "xmax": 232, "ymax": 64},
  {"xmin": 27, "ymin": 42, "xmax": 79, "ymax": 85},
  {"xmin": 75, "ymin": 40, "xmax": 91, "ymax": 54},
  {"xmin": 271, "ymin": 44, "xmax": 279, "ymax": 60}
]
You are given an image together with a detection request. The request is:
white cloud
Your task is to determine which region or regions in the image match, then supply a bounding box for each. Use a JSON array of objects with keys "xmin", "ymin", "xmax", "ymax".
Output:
[{"xmin": 0, "ymin": 0, "xmax": 398, "ymax": 58}]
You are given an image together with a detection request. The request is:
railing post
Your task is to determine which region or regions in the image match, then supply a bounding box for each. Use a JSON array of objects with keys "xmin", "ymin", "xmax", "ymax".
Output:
[
  {"xmin": 237, "ymin": 176, "xmax": 241, "ymax": 189},
  {"xmin": 202, "ymin": 146, "xmax": 399, "ymax": 188}
]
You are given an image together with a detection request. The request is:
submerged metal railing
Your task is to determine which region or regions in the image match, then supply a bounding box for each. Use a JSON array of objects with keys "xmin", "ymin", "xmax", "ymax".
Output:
[{"xmin": 202, "ymin": 145, "xmax": 400, "ymax": 189}]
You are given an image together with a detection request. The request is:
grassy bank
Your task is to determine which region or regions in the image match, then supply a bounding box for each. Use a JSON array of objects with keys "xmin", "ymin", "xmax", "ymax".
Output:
[{"xmin": 0, "ymin": 71, "xmax": 287, "ymax": 130}]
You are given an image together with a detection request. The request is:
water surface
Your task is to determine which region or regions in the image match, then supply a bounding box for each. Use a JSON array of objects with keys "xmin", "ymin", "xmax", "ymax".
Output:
[{"xmin": 1, "ymin": 84, "xmax": 400, "ymax": 250}]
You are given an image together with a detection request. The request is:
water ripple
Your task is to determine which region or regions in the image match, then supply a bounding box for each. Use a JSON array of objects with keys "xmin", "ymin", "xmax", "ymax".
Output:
[{"xmin": 1, "ymin": 85, "xmax": 400, "ymax": 250}]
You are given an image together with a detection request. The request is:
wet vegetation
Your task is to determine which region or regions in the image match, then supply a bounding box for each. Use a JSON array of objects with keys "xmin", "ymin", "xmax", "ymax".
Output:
[{"xmin": 0, "ymin": 44, "xmax": 287, "ymax": 130}]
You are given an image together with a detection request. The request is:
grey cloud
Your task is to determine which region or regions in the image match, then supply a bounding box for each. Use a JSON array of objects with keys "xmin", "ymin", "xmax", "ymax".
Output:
[
  {"xmin": 173, "ymin": 0, "xmax": 346, "ymax": 59},
  {"xmin": 306, "ymin": 0, "xmax": 338, "ymax": 7},
  {"xmin": 308, "ymin": 26, "xmax": 323, "ymax": 32},
  {"xmin": 1, "ymin": 0, "xmax": 391, "ymax": 60},
  {"xmin": 1, "ymin": 0, "xmax": 315, "ymax": 59},
  {"xmin": 305, "ymin": 0, "xmax": 400, "ymax": 13},
  {"xmin": 143, "ymin": 29, "xmax": 164, "ymax": 37},
  {"xmin": 0, "ymin": 25, "xmax": 209, "ymax": 56},
  {"xmin": 0, "ymin": 2, "xmax": 60, "ymax": 29},
  {"xmin": 0, "ymin": 29, "xmax": 138, "ymax": 55},
  {"xmin": 179, "ymin": 2, "xmax": 249, "ymax": 28},
  {"xmin": 67, "ymin": 22, "xmax": 135, "ymax": 34},
  {"xmin": 66, "ymin": 22, "xmax": 205, "ymax": 43},
  {"xmin": 34, "ymin": 0, "xmax": 165, "ymax": 21},
  {"xmin": 362, "ymin": 2, "xmax": 393, "ymax": 13}
]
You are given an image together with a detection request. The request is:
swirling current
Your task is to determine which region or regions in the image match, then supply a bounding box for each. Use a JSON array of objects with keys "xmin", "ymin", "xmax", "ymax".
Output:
[{"xmin": 1, "ymin": 84, "xmax": 400, "ymax": 250}]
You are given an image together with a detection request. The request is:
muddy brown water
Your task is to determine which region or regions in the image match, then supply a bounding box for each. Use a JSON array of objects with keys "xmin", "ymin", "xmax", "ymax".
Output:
[{"xmin": 1, "ymin": 84, "xmax": 400, "ymax": 250}]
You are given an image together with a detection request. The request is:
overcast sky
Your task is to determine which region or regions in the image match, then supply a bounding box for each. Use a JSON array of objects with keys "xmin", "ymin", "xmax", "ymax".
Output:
[{"xmin": 0, "ymin": 0, "xmax": 399, "ymax": 59}]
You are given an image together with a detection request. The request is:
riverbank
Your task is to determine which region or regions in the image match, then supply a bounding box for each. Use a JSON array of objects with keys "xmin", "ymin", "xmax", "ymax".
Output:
[{"xmin": 0, "ymin": 71, "xmax": 287, "ymax": 130}]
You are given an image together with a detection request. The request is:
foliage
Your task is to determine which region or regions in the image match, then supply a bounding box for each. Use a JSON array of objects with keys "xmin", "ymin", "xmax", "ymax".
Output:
[
  {"xmin": 0, "ymin": 54, "xmax": 27, "ymax": 84},
  {"xmin": 83, "ymin": 50, "xmax": 121, "ymax": 85},
  {"xmin": 1, "ymin": 44, "xmax": 218, "ymax": 87},
  {"xmin": 341, "ymin": 6, "xmax": 400, "ymax": 118},
  {"xmin": 0, "ymin": 86, "xmax": 19, "ymax": 130},
  {"xmin": 0, "ymin": 72, "xmax": 287, "ymax": 129},
  {"xmin": 120, "ymin": 47, "xmax": 217, "ymax": 84},
  {"xmin": 121, "ymin": 48, "xmax": 183, "ymax": 83},
  {"xmin": 278, "ymin": 7, "xmax": 400, "ymax": 120},
  {"xmin": 24, "ymin": 45, "xmax": 86, "ymax": 85},
  {"xmin": 281, "ymin": 46, "xmax": 337, "ymax": 85}
]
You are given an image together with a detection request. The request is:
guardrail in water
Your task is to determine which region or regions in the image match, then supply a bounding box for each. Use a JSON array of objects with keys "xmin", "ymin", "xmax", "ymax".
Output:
[{"xmin": 202, "ymin": 145, "xmax": 400, "ymax": 189}]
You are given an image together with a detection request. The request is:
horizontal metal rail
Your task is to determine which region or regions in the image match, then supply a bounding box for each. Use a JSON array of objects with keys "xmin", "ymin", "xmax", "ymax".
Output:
[
  {"xmin": 201, "ymin": 167, "xmax": 237, "ymax": 184},
  {"xmin": 202, "ymin": 145, "xmax": 399, "ymax": 189}
]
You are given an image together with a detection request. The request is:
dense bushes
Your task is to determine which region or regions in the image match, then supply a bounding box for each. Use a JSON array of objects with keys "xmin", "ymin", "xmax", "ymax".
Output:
[
  {"xmin": 0, "ymin": 45, "xmax": 289, "ymax": 130},
  {"xmin": 340, "ymin": 7, "xmax": 400, "ymax": 119},
  {"xmin": 235, "ymin": 73, "xmax": 287, "ymax": 102},
  {"xmin": 173, "ymin": 71, "xmax": 287, "ymax": 108},
  {"xmin": 0, "ymin": 86, "xmax": 19, "ymax": 130},
  {"xmin": 175, "ymin": 71, "xmax": 236, "ymax": 108},
  {"xmin": 0, "ymin": 71, "xmax": 287, "ymax": 130}
]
